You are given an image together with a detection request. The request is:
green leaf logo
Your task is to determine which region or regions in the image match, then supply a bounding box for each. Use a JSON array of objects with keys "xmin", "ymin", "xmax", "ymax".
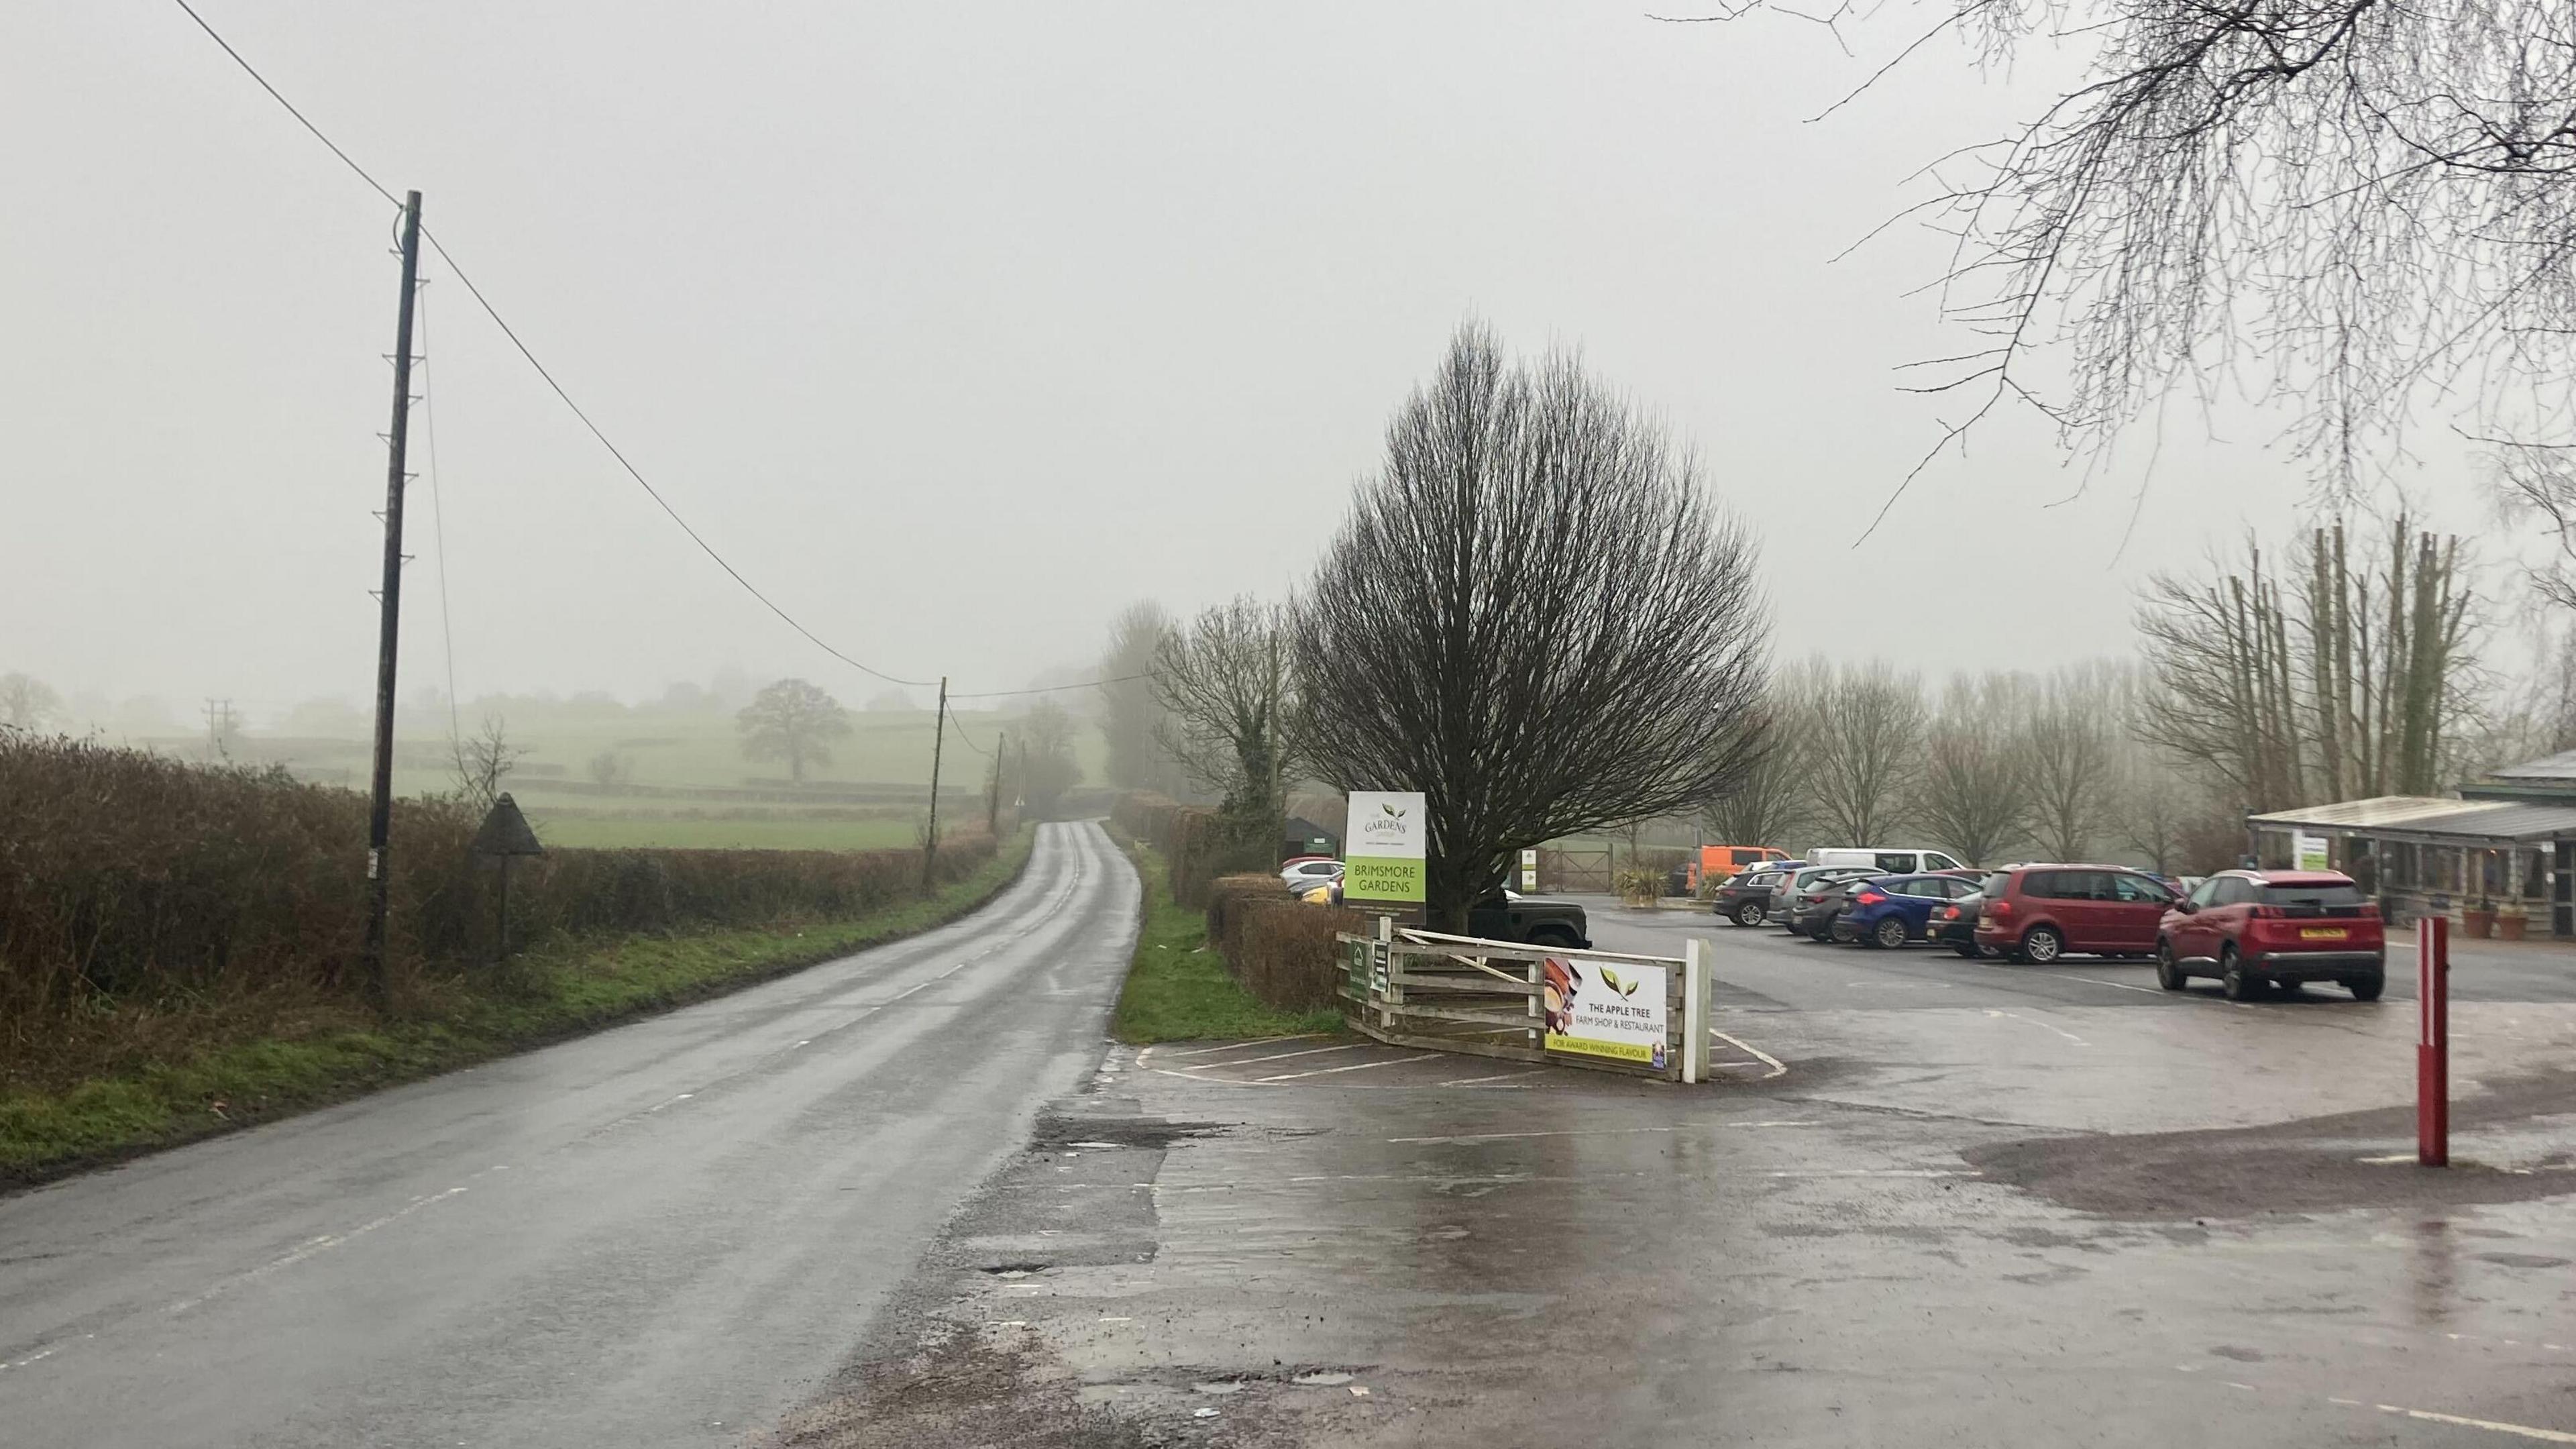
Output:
[
  {"xmin": 1601, "ymin": 966, "xmax": 1623, "ymax": 992},
  {"xmin": 1382, "ymin": 803, "xmax": 1402, "ymax": 818}
]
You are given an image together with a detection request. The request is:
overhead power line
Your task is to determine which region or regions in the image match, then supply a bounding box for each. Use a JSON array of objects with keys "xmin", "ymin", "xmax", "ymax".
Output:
[{"xmin": 168, "ymin": 0, "xmax": 1140, "ymax": 702}]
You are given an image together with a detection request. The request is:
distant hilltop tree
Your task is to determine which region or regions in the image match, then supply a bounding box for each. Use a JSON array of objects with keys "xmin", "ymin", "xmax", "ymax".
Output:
[
  {"xmin": 865, "ymin": 688, "xmax": 920, "ymax": 712},
  {"xmin": 737, "ymin": 678, "xmax": 853, "ymax": 784},
  {"xmin": 0, "ymin": 672, "xmax": 63, "ymax": 732}
]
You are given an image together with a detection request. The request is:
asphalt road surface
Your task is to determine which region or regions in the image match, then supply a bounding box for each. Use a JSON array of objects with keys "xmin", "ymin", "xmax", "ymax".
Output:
[
  {"xmin": 787, "ymin": 896, "xmax": 2576, "ymax": 1448},
  {"xmin": 0, "ymin": 820, "xmax": 1137, "ymax": 1449}
]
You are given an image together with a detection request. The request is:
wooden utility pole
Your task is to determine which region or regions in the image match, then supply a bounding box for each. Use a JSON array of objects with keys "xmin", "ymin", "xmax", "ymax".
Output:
[
  {"xmin": 362, "ymin": 190, "xmax": 425, "ymax": 1002},
  {"xmin": 921, "ymin": 676, "xmax": 949, "ymax": 890},
  {"xmin": 985, "ymin": 728, "xmax": 1006, "ymax": 837}
]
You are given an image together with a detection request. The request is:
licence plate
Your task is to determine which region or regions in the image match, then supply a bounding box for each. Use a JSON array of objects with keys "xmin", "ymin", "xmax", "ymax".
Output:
[{"xmin": 2298, "ymin": 927, "xmax": 2348, "ymax": 941}]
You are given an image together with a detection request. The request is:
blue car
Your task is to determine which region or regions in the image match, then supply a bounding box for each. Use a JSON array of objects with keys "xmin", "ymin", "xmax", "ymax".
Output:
[{"xmin": 1837, "ymin": 873, "xmax": 1985, "ymax": 949}]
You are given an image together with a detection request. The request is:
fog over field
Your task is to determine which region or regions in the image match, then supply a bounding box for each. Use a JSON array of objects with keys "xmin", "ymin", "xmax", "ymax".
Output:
[{"xmin": 1, "ymin": 3, "xmax": 2518, "ymax": 725}]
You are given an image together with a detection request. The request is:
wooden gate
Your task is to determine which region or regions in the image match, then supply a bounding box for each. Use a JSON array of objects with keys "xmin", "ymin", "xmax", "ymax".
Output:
[
  {"xmin": 1535, "ymin": 846, "xmax": 1612, "ymax": 894},
  {"xmin": 1337, "ymin": 926, "xmax": 1711, "ymax": 1082}
]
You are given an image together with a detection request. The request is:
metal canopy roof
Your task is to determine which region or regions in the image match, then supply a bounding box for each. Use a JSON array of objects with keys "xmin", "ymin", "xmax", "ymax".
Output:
[
  {"xmin": 2247, "ymin": 795, "xmax": 2576, "ymax": 843},
  {"xmin": 2486, "ymin": 749, "xmax": 2576, "ymax": 783}
]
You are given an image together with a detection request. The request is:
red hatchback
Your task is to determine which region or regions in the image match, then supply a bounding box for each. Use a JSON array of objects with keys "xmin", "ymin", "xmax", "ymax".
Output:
[
  {"xmin": 2156, "ymin": 869, "xmax": 2385, "ymax": 1001},
  {"xmin": 1972, "ymin": 865, "xmax": 2180, "ymax": 963}
]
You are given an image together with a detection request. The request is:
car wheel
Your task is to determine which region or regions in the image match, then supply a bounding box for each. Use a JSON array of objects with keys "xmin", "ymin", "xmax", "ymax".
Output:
[
  {"xmin": 1808, "ymin": 920, "xmax": 1833, "ymax": 942},
  {"xmin": 2349, "ymin": 972, "xmax": 2385, "ymax": 1002},
  {"xmin": 2220, "ymin": 946, "xmax": 2258, "ymax": 1002},
  {"xmin": 1733, "ymin": 901, "xmax": 1766, "ymax": 928},
  {"xmin": 1951, "ymin": 941, "xmax": 1981, "ymax": 959},
  {"xmin": 1527, "ymin": 926, "xmax": 1580, "ymax": 950},
  {"xmin": 1873, "ymin": 917, "xmax": 1909, "ymax": 950},
  {"xmin": 2155, "ymin": 941, "xmax": 2187, "ymax": 991},
  {"xmin": 2018, "ymin": 926, "xmax": 2064, "ymax": 965}
]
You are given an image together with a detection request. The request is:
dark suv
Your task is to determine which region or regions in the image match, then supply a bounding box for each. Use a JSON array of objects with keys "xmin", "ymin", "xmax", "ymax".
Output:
[
  {"xmin": 1468, "ymin": 890, "xmax": 1591, "ymax": 949},
  {"xmin": 1712, "ymin": 862, "xmax": 1803, "ymax": 927},
  {"xmin": 2157, "ymin": 869, "xmax": 2384, "ymax": 1000},
  {"xmin": 1972, "ymin": 865, "xmax": 2178, "ymax": 963}
]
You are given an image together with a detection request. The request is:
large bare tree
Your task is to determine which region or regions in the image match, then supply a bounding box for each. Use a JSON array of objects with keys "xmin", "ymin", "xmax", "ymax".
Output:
[
  {"xmin": 0, "ymin": 672, "xmax": 62, "ymax": 733},
  {"xmin": 1918, "ymin": 673, "xmax": 2031, "ymax": 866},
  {"xmin": 1804, "ymin": 659, "xmax": 1925, "ymax": 845},
  {"xmin": 1295, "ymin": 326, "xmax": 1770, "ymax": 929},
  {"xmin": 1701, "ymin": 709, "xmax": 1807, "ymax": 851},
  {"xmin": 1154, "ymin": 597, "xmax": 1300, "ymax": 851},
  {"xmin": 2023, "ymin": 666, "xmax": 2122, "ymax": 861},
  {"xmin": 1099, "ymin": 600, "xmax": 1185, "ymax": 794},
  {"xmin": 2136, "ymin": 517, "xmax": 2478, "ymax": 808},
  {"xmin": 1676, "ymin": 0, "xmax": 2576, "ymax": 496},
  {"xmin": 736, "ymin": 678, "xmax": 852, "ymax": 785}
]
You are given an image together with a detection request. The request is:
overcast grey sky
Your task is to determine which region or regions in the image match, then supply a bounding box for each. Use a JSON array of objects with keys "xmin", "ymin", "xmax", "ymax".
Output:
[{"xmin": 1, "ymin": 2, "xmax": 2496, "ymax": 722}]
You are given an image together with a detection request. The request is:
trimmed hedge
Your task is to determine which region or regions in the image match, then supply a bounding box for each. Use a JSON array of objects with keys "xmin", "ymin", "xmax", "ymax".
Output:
[
  {"xmin": 1203, "ymin": 871, "xmax": 1364, "ymax": 1012},
  {"xmin": 0, "ymin": 733, "xmax": 994, "ymax": 1046}
]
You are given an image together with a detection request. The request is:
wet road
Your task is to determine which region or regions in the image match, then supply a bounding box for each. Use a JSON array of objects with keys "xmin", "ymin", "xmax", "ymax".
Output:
[
  {"xmin": 0, "ymin": 821, "xmax": 1137, "ymax": 1449},
  {"xmin": 796, "ymin": 896, "xmax": 2576, "ymax": 1448}
]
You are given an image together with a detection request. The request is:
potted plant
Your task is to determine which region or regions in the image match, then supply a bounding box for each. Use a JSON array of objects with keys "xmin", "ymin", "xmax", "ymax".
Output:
[
  {"xmin": 2496, "ymin": 906, "xmax": 2528, "ymax": 941},
  {"xmin": 2461, "ymin": 895, "xmax": 2497, "ymax": 939}
]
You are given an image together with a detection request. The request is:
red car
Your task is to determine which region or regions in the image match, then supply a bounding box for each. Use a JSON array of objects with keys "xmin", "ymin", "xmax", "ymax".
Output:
[
  {"xmin": 1972, "ymin": 865, "xmax": 2179, "ymax": 963},
  {"xmin": 2155, "ymin": 869, "xmax": 2385, "ymax": 1001}
]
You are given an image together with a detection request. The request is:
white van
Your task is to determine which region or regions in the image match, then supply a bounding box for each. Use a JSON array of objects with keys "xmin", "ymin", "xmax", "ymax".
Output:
[{"xmin": 1807, "ymin": 847, "xmax": 1968, "ymax": 875}]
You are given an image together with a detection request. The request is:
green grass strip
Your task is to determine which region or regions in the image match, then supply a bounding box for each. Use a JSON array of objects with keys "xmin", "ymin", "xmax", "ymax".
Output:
[
  {"xmin": 0, "ymin": 826, "xmax": 1037, "ymax": 1187},
  {"xmin": 1110, "ymin": 843, "xmax": 1343, "ymax": 1044}
]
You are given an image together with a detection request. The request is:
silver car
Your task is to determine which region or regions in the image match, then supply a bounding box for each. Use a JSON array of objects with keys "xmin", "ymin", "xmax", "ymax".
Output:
[{"xmin": 1768, "ymin": 865, "xmax": 1880, "ymax": 933}]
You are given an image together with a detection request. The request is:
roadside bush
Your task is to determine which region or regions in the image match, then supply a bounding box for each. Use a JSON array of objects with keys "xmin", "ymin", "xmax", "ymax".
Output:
[
  {"xmin": 1112, "ymin": 792, "xmax": 1265, "ymax": 908},
  {"xmin": 0, "ymin": 734, "xmax": 996, "ymax": 1063},
  {"xmin": 1203, "ymin": 873, "xmax": 1286, "ymax": 952},
  {"xmin": 1227, "ymin": 899, "xmax": 1365, "ymax": 1012},
  {"xmin": 1613, "ymin": 867, "xmax": 1665, "ymax": 906}
]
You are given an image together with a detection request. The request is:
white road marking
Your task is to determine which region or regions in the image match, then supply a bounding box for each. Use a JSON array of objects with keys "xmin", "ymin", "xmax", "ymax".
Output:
[
  {"xmin": 647, "ymin": 1092, "xmax": 695, "ymax": 1112},
  {"xmin": 1387, "ymin": 1121, "xmax": 1817, "ymax": 1144},
  {"xmin": 2062, "ymin": 974, "xmax": 2163, "ymax": 996},
  {"xmin": 1257, "ymin": 1053, "xmax": 1439, "ymax": 1082},
  {"xmin": 1167, "ymin": 1035, "xmax": 1326, "ymax": 1059},
  {"xmin": 2373, "ymin": 1405, "xmax": 2576, "ymax": 1443},
  {"xmin": 165, "ymin": 1186, "xmax": 470, "ymax": 1318},
  {"xmin": 1764, "ymin": 1169, "xmax": 1978, "ymax": 1178},
  {"xmin": 1710, "ymin": 1029, "xmax": 1789, "ymax": 1080},
  {"xmin": 1205, "ymin": 1043, "xmax": 1362, "ymax": 1069},
  {"xmin": 1436, "ymin": 1070, "xmax": 1545, "ymax": 1086},
  {"xmin": 1983, "ymin": 1009, "xmax": 2090, "ymax": 1046}
]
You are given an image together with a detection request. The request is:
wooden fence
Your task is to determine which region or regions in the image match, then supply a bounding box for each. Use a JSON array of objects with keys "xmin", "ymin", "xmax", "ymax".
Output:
[{"xmin": 1337, "ymin": 924, "xmax": 1713, "ymax": 1083}]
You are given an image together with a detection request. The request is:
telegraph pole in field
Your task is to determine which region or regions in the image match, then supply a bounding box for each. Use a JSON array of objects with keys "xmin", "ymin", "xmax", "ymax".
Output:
[
  {"xmin": 920, "ymin": 676, "xmax": 949, "ymax": 890},
  {"xmin": 362, "ymin": 190, "xmax": 424, "ymax": 1002}
]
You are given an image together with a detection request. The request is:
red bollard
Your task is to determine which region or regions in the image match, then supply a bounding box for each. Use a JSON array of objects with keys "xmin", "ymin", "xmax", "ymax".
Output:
[{"xmin": 2418, "ymin": 915, "xmax": 2449, "ymax": 1167}]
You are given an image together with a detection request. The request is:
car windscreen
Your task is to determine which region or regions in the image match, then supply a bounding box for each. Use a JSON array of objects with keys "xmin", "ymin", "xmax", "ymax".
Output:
[{"xmin": 2263, "ymin": 882, "xmax": 2364, "ymax": 909}]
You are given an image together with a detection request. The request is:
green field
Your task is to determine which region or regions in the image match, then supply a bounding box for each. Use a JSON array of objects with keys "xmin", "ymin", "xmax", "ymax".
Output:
[
  {"xmin": 137, "ymin": 696, "xmax": 1104, "ymax": 851},
  {"xmin": 531, "ymin": 814, "xmax": 927, "ymax": 851}
]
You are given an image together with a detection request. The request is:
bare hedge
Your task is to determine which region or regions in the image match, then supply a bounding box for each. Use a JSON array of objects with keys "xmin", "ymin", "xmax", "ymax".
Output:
[
  {"xmin": 0, "ymin": 733, "xmax": 994, "ymax": 1030},
  {"xmin": 1204, "ymin": 871, "xmax": 1362, "ymax": 1012}
]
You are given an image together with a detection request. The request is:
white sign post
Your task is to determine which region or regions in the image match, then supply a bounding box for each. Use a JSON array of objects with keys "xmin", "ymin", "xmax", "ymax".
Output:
[{"xmin": 1343, "ymin": 791, "xmax": 1428, "ymax": 902}]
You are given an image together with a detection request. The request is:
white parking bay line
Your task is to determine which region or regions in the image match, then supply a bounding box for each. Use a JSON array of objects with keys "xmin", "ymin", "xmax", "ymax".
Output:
[
  {"xmin": 1201, "ymin": 1043, "xmax": 1361, "ymax": 1069},
  {"xmin": 1257, "ymin": 1053, "xmax": 1439, "ymax": 1083},
  {"xmin": 2371, "ymin": 1405, "xmax": 2576, "ymax": 1444},
  {"xmin": 2061, "ymin": 974, "xmax": 2163, "ymax": 995},
  {"xmin": 1167, "ymin": 1035, "xmax": 1326, "ymax": 1059}
]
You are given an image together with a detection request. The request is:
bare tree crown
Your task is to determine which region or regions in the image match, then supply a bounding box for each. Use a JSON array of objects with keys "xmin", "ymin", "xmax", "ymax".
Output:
[{"xmin": 1295, "ymin": 325, "xmax": 1770, "ymax": 924}]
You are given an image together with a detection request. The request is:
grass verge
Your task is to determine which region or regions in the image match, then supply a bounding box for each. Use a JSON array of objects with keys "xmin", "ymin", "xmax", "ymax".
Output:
[
  {"xmin": 1110, "ymin": 843, "xmax": 1343, "ymax": 1044},
  {"xmin": 0, "ymin": 826, "xmax": 1037, "ymax": 1188}
]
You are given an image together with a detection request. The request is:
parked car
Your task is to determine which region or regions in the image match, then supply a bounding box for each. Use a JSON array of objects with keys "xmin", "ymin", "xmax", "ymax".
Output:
[
  {"xmin": 1280, "ymin": 859, "xmax": 1345, "ymax": 892},
  {"xmin": 1928, "ymin": 892, "xmax": 1986, "ymax": 956},
  {"xmin": 1467, "ymin": 889, "xmax": 1591, "ymax": 949},
  {"xmin": 1711, "ymin": 863, "xmax": 1802, "ymax": 926},
  {"xmin": 1808, "ymin": 847, "xmax": 1970, "ymax": 875},
  {"xmin": 1971, "ymin": 865, "xmax": 2181, "ymax": 963},
  {"xmin": 1770, "ymin": 866, "xmax": 1879, "ymax": 934},
  {"xmin": 1839, "ymin": 873, "xmax": 1988, "ymax": 949},
  {"xmin": 2157, "ymin": 869, "xmax": 2385, "ymax": 1000},
  {"xmin": 1792, "ymin": 877, "xmax": 1876, "ymax": 942}
]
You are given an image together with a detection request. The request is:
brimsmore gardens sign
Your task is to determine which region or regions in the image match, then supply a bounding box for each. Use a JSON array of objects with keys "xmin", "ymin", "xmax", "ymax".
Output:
[{"xmin": 1342, "ymin": 791, "xmax": 1427, "ymax": 902}]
